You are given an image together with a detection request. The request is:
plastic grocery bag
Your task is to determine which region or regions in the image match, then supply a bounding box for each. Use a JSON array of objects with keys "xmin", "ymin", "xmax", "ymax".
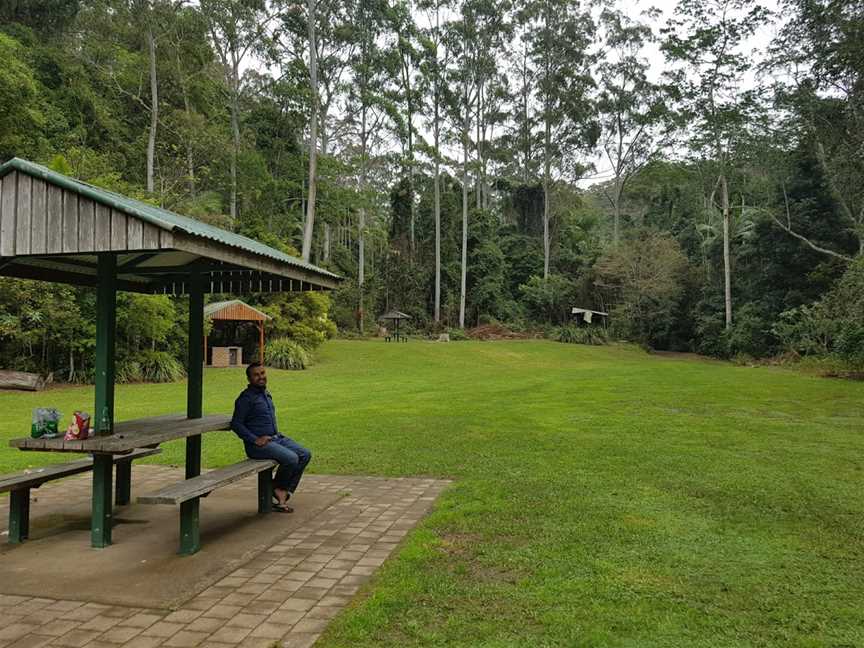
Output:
[{"xmin": 31, "ymin": 408, "xmax": 61, "ymax": 438}]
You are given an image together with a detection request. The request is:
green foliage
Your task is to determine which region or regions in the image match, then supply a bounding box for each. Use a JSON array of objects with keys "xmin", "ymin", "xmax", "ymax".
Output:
[
  {"xmin": 556, "ymin": 324, "xmax": 608, "ymax": 345},
  {"xmin": 595, "ymin": 229, "xmax": 689, "ymax": 347},
  {"xmin": 115, "ymin": 358, "xmax": 143, "ymax": 384},
  {"xmin": 772, "ymin": 257, "xmax": 864, "ymax": 366},
  {"xmin": 771, "ymin": 303, "xmax": 835, "ymax": 356},
  {"xmin": 258, "ymin": 292, "xmax": 337, "ymax": 350},
  {"xmin": 265, "ymin": 338, "xmax": 311, "ymax": 370},
  {"xmin": 116, "ymin": 350, "xmax": 186, "ymax": 384},
  {"xmin": 834, "ymin": 324, "xmax": 864, "ymax": 370},
  {"xmin": 138, "ymin": 350, "xmax": 186, "ymax": 383},
  {"xmin": 725, "ymin": 302, "xmax": 776, "ymax": 358},
  {"xmin": 446, "ymin": 327, "xmax": 469, "ymax": 341},
  {"xmin": 117, "ymin": 295, "xmax": 176, "ymax": 349},
  {"xmin": 518, "ymin": 274, "xmax": 577, "ymax": 325},
  {"xmin": 0, "ymin": 32, "xmax": 46, "ymax": 159}
]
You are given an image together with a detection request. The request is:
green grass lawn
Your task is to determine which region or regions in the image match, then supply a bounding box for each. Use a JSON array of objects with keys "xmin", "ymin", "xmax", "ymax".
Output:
[{"xmin": 2, "ymin": 340, "xmax": 863, "ymax": 647}]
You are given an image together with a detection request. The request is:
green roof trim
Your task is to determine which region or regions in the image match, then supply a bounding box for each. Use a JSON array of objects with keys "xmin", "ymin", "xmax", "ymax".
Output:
[{"xmin": 0, "ymin": 157, "xmax": 340, "ymax": 281}]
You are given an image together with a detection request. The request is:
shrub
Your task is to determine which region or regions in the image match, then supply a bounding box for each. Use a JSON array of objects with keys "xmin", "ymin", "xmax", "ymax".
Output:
[
  {"xmin": 557, "ymin": 325, "xmax": 608, "ymax": 345},
  {"xmin": 726, "ymin": 303, "xmax": 776, "ymax": 358},
  {"xmin": 771, "ymin": 302, "xmax": 835, "ymax": 356},
  {"xmin": 115, "ymin": 359, "xmax": 142, "ymax": 384},
  {"xmin": 447, "ymin": 328, "xmax": 469, "ymax": 341},
  {"xmin": 139, "ymin": 350, "xmax": 186, "ymax": 383},
  {"xmin": 594, "ymin": 229, "xmax": 689, "ymax": 347},
  {"xmin": 259, "ymin": 292, "xmax": 337, "ymax": 350},
  {"xmin": 834, "ymin": 323, "xmax": 864, "ymax": 370},
  {"xmin": 266, "ymin": 338, "xmax": 311, "ymax": 370}
]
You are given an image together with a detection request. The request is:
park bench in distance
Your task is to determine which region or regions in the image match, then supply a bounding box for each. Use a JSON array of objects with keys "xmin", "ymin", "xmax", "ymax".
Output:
[
  {"xmin": 0, "ymin": 447, "xmax": 161, "ymax": 544},
  {"xmin": 138, "ymin": 458, "xmax": 278, "ymax": 555}
]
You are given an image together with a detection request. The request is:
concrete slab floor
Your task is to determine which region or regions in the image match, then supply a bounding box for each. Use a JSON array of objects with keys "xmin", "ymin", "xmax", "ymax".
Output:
[{"xmin": 0, "ymin": 466, "xmax": 451, "ymax": 647}]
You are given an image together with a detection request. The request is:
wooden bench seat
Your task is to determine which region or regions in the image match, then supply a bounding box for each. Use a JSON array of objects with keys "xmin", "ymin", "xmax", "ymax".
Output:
[
  {"xmin": 1, "ymin": 447, "xmax": 161, "ymax": 544},
  {"xmin": 138, "ymin": 458, "xmax": 277, "ymax": 555}
]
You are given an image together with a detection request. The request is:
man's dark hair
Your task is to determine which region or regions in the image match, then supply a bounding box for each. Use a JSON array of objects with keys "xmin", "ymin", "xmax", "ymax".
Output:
[{"xmin": 246, "ymin": 362, "xmax": 263, "ymax": 379}]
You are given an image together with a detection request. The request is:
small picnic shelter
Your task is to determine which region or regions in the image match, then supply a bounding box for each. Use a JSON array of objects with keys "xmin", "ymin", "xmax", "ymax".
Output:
[
  {"xmin": 204, "ymin": 299, "xmax": 271, "ymax": 366},
  {"xmin": 571, "ymin": 307, "xmax": 608, "ymax": 326},
  {"xmin": 0, "ymin": 158, "xmax": 339, "ymax": 553},
  {"xmin": 379, "ymin": 309, "xmax": 411, "ymax": 342}
]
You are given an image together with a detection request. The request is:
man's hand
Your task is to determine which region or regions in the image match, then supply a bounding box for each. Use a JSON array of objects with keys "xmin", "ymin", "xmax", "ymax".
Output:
[{"xmin": 254, "ymin": 435, "xmax": 271, "ymax": 447}]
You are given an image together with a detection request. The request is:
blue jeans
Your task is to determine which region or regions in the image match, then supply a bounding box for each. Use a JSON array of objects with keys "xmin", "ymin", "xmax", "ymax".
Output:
[{"xmin": 245, "ymin": 436, "xmax": 311, "ymax": 494}]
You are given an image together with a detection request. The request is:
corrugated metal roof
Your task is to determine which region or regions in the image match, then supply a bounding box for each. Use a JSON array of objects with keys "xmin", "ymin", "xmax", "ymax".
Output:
[
  {"xmin": 379, "ymin": 310, "xmax": 411, "ymax": 320},
  {"xmin": 204, "ymin": 299, "xmax": 271, "ymax": 320},
  {"xmin": 0, "ymin": 157, "xmax": 339, "ymax": 281}
]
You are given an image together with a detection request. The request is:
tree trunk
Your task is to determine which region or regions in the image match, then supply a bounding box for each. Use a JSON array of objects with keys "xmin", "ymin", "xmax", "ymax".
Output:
[
  {"xmin": 543, "ymin": 153, "xmax": 551, "ymax": 279},
  {"xmin": 521, "ymin": 44, "xmax": 530, "ymax": 185},
  {"xmin": 613, "ymin": 178, "xmax": 622, "ymax": 244},
  {"xmin": 146, "ymin": 26, "xmax": 158, "ymax": 193},
  {"xmin": 0, "ymin": 370, "xmax": 49, "ymax": 392},
  {"xmin": 433, "ymin": 9, "xmax": 441, "ymax": 324},
  {"xmin": 179, "ymin": 79, "xmax": 196, "ymax": 196},
  {"xmin": 230, "ymin": 50, "xmax": 240, "ymax": 221},
  {"xmin": 302, "ymin": 0, "xmax": 319, "ymax": 262},
  {"xmin": 406, "ymin": 61, "xmax": 415, "ymax": 256},
  {"xmin": 720, "ymin": 174, "xmax": 732, "ymax": 330},
  {"xmin": 459, "ymin": 79, "xmax": 469, "ymax": 329},
  {"xmin": 476, "ymin": 82, "xmax": 482, "ymax": 210},
  {"xmin": 358, "ymin": 206, "xmax": 365, "ymax": 334},
  {"xmin": 322, "ymin": 124, "xmax": 330, "ymax": 262},
  {"xmin": 358, "ymin": 99, "xmax": 368, "ymax": 335}
]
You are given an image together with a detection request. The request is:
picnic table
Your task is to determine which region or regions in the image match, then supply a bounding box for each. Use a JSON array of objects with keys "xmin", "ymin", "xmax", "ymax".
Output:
[{"xmin": 8, "ymin": 414, "xmax": 231, "ymax": 550}]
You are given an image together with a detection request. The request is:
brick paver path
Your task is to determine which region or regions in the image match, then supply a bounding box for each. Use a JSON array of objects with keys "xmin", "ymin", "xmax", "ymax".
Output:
[{"xmin": 0, "ymin": 466, "xmax": 450, "ymax": 648}]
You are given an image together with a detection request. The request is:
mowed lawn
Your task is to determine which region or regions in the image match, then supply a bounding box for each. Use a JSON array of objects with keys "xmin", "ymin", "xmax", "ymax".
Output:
[{"xmin": 1, "ymin": 340, "xmax": 863, "ymax": 647}]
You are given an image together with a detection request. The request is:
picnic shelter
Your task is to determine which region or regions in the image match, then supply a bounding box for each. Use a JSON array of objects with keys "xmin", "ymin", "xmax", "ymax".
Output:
[{"xmin": 0, "ymin": 157, "xmax": 339, "ymax": 554}]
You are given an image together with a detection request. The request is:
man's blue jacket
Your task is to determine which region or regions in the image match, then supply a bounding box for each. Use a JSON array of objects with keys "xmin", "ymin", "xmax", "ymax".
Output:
[{"xmin": 231, "ymin": 384, "xmax": 282, "ymax": 445}]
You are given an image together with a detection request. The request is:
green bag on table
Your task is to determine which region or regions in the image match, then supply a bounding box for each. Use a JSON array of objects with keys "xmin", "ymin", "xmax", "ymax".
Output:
[{"xmin": 31, "ymin": 407, "xmax": 61, "ymax": 438}]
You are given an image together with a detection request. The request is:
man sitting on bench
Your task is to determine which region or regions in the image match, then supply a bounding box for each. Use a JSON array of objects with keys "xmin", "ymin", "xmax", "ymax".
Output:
[{"xmin": 231, "ymin": 362, "xmax": 312, "ymax": 513}]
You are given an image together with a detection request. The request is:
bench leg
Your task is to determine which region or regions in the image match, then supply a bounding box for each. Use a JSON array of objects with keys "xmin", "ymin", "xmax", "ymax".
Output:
[
  {"xmin": 258, "ymin": 470, "xmax": 273, "ymax": 514},
  {"xmin": 115, "ymin": 461, "xmax": 131, "ymax": 506},
  {"xmin": 186, "ymin": 434, "xmax": 201, "ymax": 479},
  {"xmin": 91, "ymin": 454, "xmax": 113, "ymax": 548},
  {"xmin": 8, "ymin": 489, "xmax": 30, "ymax": 544},
  {"xmin": 179, "ymin": 498, "xmax": 200, "ymax": 555}
]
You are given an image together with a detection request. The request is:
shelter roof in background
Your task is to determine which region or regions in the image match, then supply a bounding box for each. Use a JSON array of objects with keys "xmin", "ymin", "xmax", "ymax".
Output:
[
  {"xmin": 379, "ymin": 310, "xmax": 411, "ymax": 320},
  {"xmin": 571, "ymin": 308, "xmax": 608, "ymax": 316},
  {"xmin": 0, "ymin": 158, "xmax": 340, "ymax": 294},
  {"xmin": 204, "ymin": 300, "xmax": 270, "ymax": 321}
]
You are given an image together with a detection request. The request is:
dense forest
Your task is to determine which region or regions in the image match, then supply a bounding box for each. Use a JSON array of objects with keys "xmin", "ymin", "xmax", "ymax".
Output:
[{"xmin": 0, "ymin": 0, "xmax": 862, "ymax": 381}]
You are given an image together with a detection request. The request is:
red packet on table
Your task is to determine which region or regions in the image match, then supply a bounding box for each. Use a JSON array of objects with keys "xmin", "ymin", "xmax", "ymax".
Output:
[
  {"xmin": 74, "ymin": 412, "xmax": 90, "ymax": 438},
  {"xmin": 63, "ymin": 411, "xmax": 91, "ymax": 440}
]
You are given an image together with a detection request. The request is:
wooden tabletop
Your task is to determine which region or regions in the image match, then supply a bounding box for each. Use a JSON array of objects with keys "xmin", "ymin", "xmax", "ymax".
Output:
[{"xmin": 9, "ymin": 413, "xmax": 233, "ymax": 454}]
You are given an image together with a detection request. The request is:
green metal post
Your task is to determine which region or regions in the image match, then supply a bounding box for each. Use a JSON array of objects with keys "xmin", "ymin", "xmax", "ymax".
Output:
[
  {"xmin": 187, "ymin": 272, "xmax": 204, "ymax": 420},
  {"xmin": 186, "ymin": 436, "xmax": 201, "ymax": 479},
  {"xmin": 115, "ymin": 461, "xmax": 131, "ymax": 505},
  {"xmin": 258, "ymin": 470, "xmax": 273, "ymax": 514},
  {"xmin": 180, "ymin": 273, "xmax": 205, "ymax": 555},
  {"xmin": 8, "ymin": 489, "xmax": 30, "ymax": 543},
  {"xmin": 91, "ymin": 454, "xmax": 113, "ymax": 547},
  {"xmin": 95, "ymin": 254, "xmax": 117, "ymax": 434},
  {"xmin": 179, "ymin": 499, "xmax": 200, "ymax": 555},
  {"xmin": 92, "ymin": 254, "xmax": 116, "ymax": 548}
]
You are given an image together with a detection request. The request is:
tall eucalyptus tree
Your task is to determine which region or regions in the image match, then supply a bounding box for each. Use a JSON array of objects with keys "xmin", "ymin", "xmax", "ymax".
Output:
[
  {"xmin": 200, "ymin": 0, "xmax": 276, "ymax": 220},
  {"xmin": 519, "ymin": 0, "xmax": 596, "ymax": 278},
  {"xmin": 597, "ymin": 6, "xmax": 667, "ymax": 243},
  {"xmin": 662, "ymin": 0, "xmax": 770, "ymax": 329}
]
